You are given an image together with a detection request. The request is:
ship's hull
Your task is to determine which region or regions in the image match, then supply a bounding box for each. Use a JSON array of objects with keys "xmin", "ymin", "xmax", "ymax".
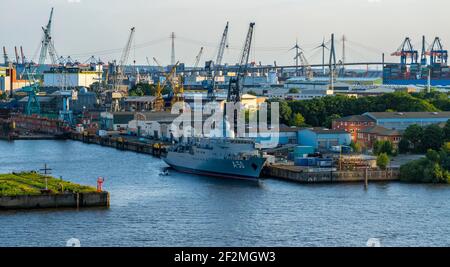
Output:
[{"xmin": 163, "ymin": 152, "xmax": 266, "ymax": 180}]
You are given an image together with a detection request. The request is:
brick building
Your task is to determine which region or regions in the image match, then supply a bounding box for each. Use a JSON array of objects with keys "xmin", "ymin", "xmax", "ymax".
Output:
[{"xmin": 332, "ymin": 115, "xmax": 376, "ymax": 142}]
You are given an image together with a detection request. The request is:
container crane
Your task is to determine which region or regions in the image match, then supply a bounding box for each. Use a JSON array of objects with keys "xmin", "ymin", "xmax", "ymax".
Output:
[
  {"xmin": 227, "ymin": 22, "xmax": 255, "ymax": 103},
  {"xmin": 391, "ymin": 37, "xmax": 418, "ymax": 65},
  {"xmin": 153, "ymin": 63, "xmax": 179, "ymax": 111},
  {"xmin": 426, "ymin": 37, "xmax": 448, "ymax": 66}
]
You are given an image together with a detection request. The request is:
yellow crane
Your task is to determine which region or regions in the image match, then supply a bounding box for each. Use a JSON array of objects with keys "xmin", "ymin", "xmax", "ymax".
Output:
[{"xmin": 154, "ymin": 62, "xmax": 179, "ymax": 112}]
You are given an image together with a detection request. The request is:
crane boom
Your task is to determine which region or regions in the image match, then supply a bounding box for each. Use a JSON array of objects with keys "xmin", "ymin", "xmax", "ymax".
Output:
[
  {"xmin": 153, "ymin": 57, "xmax": 165, "ymax": 72},
  {"xmin": 193, "ymin": 47, "xmax": 204, "ymax": 69},
  {"xmin": 38, "ymin": 8, "xmax": 55, "ymax": 66},
  {"xmin": 119, "ymin": 27, "xmax": 136, "ymax": 67},
  {"xmin": 227, "ymin": 22, "xmax": 255, "ymax": 103},
  {"xmin": 3, "ymin": 46, "xmax": 9, "ymax": 64},
  {"xmin": 215, "ymin": 22, "xmax": 229, "ymax": 66},
  {"xmin": 20, "ymin": 46, "xmax": 25, "ymax": 64}
]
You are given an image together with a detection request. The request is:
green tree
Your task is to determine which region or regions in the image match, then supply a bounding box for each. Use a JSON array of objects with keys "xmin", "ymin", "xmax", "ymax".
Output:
[
  {"xmin": 323, "ymin": 114, "xmax": 341, "ymax": 128},
  {"xmin": 350, "ymin": 141, "xmax": 362, "ymax": 153},
  {"xmin": 398, "ymin": 139, "xmax": 411, "ymax": 154},
  {"xmin": 288, "ymin": 88, "xmax": 300, "ymax": 94},
  {"xmin": 291, "ymin": 113, "xmax": 305, "ymax": 127},
  {"xmin": 422, "ymin": 124, "xmax": 444, "ymax": 151},
  {"xmin": 382, "ymin": 140, "xmax": 394, "ymax": 155},
  {"xmin": 279, "ymin": 101, "xmax": 292, "ymax": 125},
  {"xmin": 444, "ymin": 119, "xmax": 450, "ymax": 141},
  {"xmin": 377, "ymin": 153, "xmax": 390, "ymax": 170},
  {"xmin": 403, "ymin": 124, "xmax": 424, "ymax": 152}
]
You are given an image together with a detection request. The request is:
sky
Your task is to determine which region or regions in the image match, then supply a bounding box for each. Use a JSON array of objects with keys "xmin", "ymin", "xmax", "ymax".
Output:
[{"xmin": 1, "ymin": 0, "xmax": 449, "ymax": 66}]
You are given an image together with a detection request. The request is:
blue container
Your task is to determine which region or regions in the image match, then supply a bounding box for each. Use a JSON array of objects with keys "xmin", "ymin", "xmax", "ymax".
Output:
[
  {"xmin": 295, "ymin": 157, "xmax": 317, "ymax": 167},
  {"xmin": 294, "ymin": 146, "xmax": 315, "ymax": 156}
]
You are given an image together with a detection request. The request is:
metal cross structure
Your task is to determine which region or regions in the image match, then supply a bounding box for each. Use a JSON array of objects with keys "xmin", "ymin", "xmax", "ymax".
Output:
[{"xmin": 39, "ymin": 163, "xmax": 52, "ymax": 190}]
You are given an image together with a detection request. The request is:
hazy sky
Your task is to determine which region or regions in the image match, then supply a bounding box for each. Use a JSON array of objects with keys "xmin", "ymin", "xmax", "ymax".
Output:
[{"xmin": 1, "ymin": 0, "xmax": 449, "ymax": 66}]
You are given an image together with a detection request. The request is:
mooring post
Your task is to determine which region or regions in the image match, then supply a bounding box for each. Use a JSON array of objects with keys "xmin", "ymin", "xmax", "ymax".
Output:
[{"xmin": 364, "ymin": 167, "xmax": 369, "ymax": 190}]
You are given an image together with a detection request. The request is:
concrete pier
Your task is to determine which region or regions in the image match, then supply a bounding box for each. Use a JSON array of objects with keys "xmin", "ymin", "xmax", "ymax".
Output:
[
  {"xmin": 71, "ymin": 133, "xmax": 167, "ymax": 157},
  {"xmin": 0, "ymin": 192, "xmax": 110, "ymax": 210},
  {"xmin": 264, "ymin": 165, "xmax": 399, "ymax": 183}
]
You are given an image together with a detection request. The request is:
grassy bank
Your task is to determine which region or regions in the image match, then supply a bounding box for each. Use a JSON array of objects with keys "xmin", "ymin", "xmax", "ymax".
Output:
[{"xmin": 0, "ymin": 172, "xmax": 97, "ymax": 197}]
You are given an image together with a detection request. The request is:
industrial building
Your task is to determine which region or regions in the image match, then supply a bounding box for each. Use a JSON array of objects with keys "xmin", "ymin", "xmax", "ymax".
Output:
[
  {"xmin": 43, "ymin": 65, "xmax": 103, "ymax": 88},
  {"xmin": 298, "ymin": 128, "xmax": 352, "ymax": 151},
  {"xmin": 364, "ymin": 112, "xmax": 450, "ymax": 130}
]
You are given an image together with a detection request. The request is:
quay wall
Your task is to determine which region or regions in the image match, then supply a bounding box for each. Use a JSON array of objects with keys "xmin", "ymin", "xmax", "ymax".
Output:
[
  {"xmin": 0, "ymin": 192, "xmax": 110, "ymax": 210},
  {"xmin": 70, "ymin": 133, "xmax": 166, "ymax": 157},
  {"xmin": 264, "ymin": 165, "xmax": 399, "ymax": 183}
]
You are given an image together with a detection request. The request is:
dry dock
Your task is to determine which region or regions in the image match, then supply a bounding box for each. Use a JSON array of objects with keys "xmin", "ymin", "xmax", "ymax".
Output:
[{"xmin": 264, "ymin": 164, "xmax": 399, "ymax": 183}]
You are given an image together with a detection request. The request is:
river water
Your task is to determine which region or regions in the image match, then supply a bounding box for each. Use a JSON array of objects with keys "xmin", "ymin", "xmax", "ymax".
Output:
[{"xmin": 0, "ymin": 140, "xmax": 449, "ymax": 247}]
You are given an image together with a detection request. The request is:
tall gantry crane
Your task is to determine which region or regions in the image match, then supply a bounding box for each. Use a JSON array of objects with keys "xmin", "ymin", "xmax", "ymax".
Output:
[
  {"xmin": 38, "ymin": 8, "xmax": 59, "ymax": 70},
  {"xmin": 391, "ymin": 37, "xmax": 418, "ymax": 65},
  {"xmin": 227, "ymin": 22, "xmax": 255, "ymax": 103},
  {"xmin": 427, "ymin": 37, "xmax": 448, "ymax": 66}
]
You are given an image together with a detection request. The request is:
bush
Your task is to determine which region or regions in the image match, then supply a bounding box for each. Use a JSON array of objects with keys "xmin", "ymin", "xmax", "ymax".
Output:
[
  {"xmin": 399, "ymin": 147, "xmax": 450, "ymax": 184},
  {"xmin": 377, "ymin": 153, "xmax": 390, "ymax": 170}
]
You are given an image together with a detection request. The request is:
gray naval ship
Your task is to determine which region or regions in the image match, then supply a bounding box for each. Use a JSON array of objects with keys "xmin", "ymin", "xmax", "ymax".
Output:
[{"xmin": 163, "ymin": 137, "xmax": 267, "ymax": 180}]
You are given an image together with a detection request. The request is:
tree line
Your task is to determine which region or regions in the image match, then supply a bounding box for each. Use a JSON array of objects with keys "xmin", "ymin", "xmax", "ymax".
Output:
[{"xmin": 269, "ymin": 91, "xmax": 448, "ymax": 128}]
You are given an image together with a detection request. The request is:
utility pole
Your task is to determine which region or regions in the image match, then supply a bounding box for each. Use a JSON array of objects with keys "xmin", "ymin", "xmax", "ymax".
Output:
[{"xmin": 170, "ymin": 32, "xmax": 176, "ymax": 66}]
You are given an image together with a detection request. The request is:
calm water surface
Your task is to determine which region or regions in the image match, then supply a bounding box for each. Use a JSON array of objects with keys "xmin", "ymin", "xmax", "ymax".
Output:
[{"xmin": 0, "ymin": 140, "xmax": 449, "ymax": 247}]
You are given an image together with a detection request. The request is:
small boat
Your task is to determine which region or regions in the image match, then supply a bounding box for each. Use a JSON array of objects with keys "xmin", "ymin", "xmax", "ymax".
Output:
[{"xmin": 159, "ymin": 168, "xmax": 170, "ymax": 176}]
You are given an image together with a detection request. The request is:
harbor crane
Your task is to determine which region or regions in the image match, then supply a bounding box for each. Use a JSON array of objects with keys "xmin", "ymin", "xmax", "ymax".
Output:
[
  {"xmin": 193, "ymin": 47, "xmax": 204, "ymax": 69},
  {"xmin": 38, "ymin": 8, "xmax": 59, "ymax": 69},
  {"xmin": 14, "ymin": 47, "xmax": 20, "ymax": 65},
  {"xmin": 2, "ymin": 46, "xmax": 9, "ymax": 65},
  {"xmin": 112, "ymin": 27, "xmax": 135, "ymax": 112},
  {"xmin": 22, "ymin": 65, "xmax": 41, "ymax": 115},
  {"xmin": 295, "ymin": 51, "xmax": 313, "ymax": 80},
  {"xmin": 391, "ymin": 37, "xmax": 418, "ymax": 65},
  {"xmin": 227, "ymin": 22, "xmax": 255, "ymax": 103},
  {"xmin": 20, "ymin": 46, "xmax": 26, "ymax": 65},
  {"xmin": 205, "ymin": 22, "xmax": 230, "ymax": 101},
  {"xmin": 426, "ymin": 37, "xmax": 448, "ymax": 66},
  {"xmin": 215, "ymin": 22, "xmax": 229, "ymax": 67},
  {"xmin": 153, "ymin": 57, "xmax": 165, "ymax": 72}
]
